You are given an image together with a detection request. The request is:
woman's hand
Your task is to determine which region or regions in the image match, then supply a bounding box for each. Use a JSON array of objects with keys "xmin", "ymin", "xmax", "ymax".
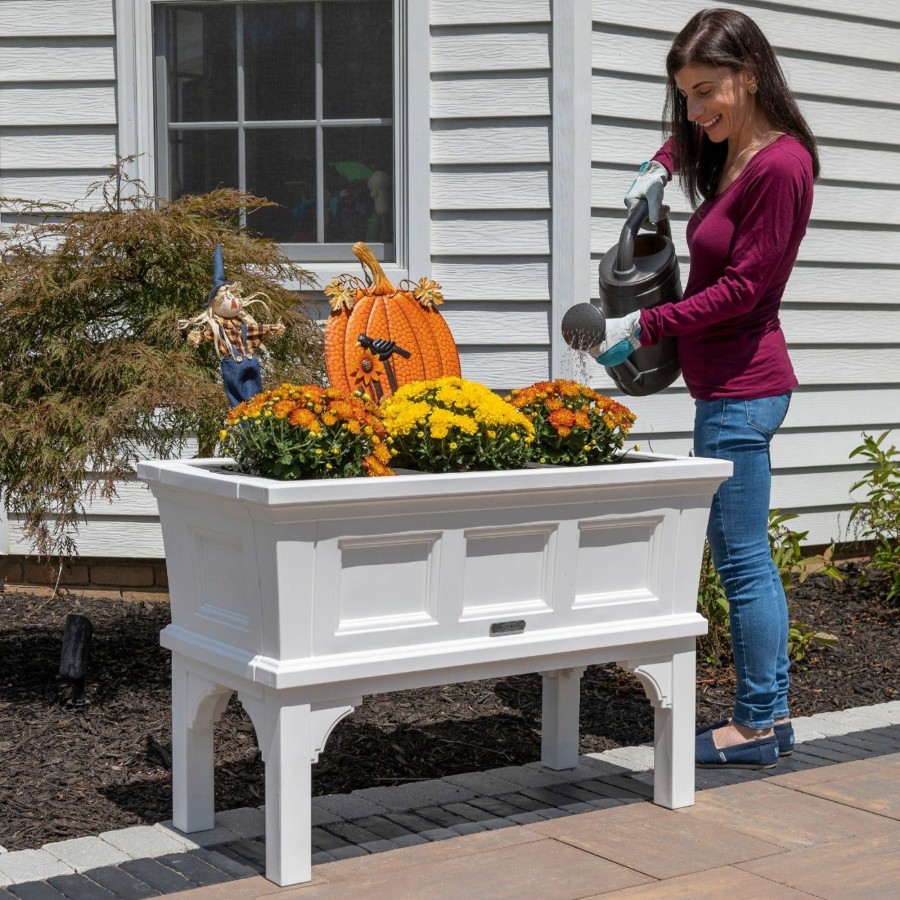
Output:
[
  {"xmin": 591, "ymin": 311, "xmax": 642, "ymax": 366},
  {"xmin": 625, "ymin": 160, "xmax": 669, "ymax": 224}
]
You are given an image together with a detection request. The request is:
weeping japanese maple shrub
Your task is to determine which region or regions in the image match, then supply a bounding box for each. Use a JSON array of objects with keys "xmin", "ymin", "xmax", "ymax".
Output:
[
  {"xmin": 324, "ymin": 242, "xmax": 460, "ymax": 401},
  {"xmin": 0, "ymin": 167, "xmax": 323, "ymax": 557}
]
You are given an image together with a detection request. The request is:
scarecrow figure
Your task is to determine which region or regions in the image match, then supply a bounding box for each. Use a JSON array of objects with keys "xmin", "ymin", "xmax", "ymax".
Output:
[{"xmin": 182, "ymin": 244, "xmax": 285, "ymax": 407}]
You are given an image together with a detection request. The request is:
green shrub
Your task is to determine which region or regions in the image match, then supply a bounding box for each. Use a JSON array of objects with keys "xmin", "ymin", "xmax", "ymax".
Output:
[
  {"xmin": 0, "ymin": 164, "xmax": 324, "ymax": 556},
  {"xmin": 696, "ymin": 542, "xmax": 731, "ymax": 664},
  {"xmin": 849, "ymin": 431, "xmax": 900, "ymax": 601},
  {"xmin": 697, "ymin": 510, "xmax": 840, "ymax": 664}
]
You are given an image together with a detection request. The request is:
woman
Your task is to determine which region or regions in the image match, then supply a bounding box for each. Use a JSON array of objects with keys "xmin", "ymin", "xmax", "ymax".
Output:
[{"xmin": 594, "ymin": 8, "xmax": 819, "ymax": 768}]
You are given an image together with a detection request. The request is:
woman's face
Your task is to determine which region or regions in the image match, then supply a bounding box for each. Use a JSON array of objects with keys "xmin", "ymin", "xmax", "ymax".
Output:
[{"xmin": 674, "ymin": 63, "xmax": 757, "ymax": 145}]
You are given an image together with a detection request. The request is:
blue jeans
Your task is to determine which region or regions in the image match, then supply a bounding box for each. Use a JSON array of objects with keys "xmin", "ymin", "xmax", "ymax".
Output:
[{"xmin": 694, "ymin": 393, "xmax": 792, "ymax": 730}]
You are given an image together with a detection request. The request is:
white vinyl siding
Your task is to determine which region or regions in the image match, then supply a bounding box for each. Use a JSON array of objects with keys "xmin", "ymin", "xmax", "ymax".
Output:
[
  {"xmin": 430, "ymin": 0, "xmax": 554, "ymax": 387},
  {"xmin": 591, "ymin": 0, "xmax": 900, "ymax": 545},
  {"xmin": 8, "ymin": 484, "xmax": 166, "ymax": 557},
  {"xmin": 0, "ymin": 0, "xmax": 126, "ymax": 554},
  {"xmin": 0, "ymin": 0, "xmax": 117, "ymax": 212}
]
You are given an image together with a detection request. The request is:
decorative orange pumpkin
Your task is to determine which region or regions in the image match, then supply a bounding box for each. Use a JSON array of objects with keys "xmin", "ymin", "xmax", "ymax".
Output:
[{"xmin": 324, "ymin": 242, "xmax": 460, "ymax": 401}]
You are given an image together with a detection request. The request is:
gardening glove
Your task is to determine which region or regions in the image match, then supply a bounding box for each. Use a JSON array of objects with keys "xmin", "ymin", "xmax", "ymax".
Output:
[
  {"xmin": 591, "ymin": 310, "xmax": 642, "ymax": 367},
  {"xmin": 624, "ymin": 160, "xmax": 669, "ymax": 224}
]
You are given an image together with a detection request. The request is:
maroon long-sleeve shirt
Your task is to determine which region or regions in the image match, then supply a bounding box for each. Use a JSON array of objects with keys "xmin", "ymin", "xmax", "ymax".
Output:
[{"xmin": 639, "ymin": 134, "xmax": 812, "ymax": 400}]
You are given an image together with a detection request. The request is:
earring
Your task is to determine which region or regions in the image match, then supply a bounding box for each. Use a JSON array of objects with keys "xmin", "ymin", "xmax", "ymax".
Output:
[{"xmin": 749, "ymin": 83, "xmax": 758, "ymax": 95}]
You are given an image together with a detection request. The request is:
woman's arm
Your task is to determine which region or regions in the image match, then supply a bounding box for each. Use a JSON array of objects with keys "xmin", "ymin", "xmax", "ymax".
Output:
[
  {"xmin": 651, "ymin": 136, "xmax": 677, "ymax": 178},
  {"xmin": 639, "ymin": 149, "xmax": 811, "ymax": 342}
]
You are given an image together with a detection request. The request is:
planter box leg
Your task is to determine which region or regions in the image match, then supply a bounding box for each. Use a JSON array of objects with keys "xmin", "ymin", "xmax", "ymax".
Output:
[
  {"xmin": 238, "ymin": 694, "xmax": 357, "ymax": 886},
  {"xmin": 619, "ymin": 648, "xmax": 696, "ymax": 809},
  {"xmin": 540, "ymin": 667, "xmax": 585, "ymax": 769},
  {"xmin": 652, "ymin": 649, "xmax": 696, "ymax": 809},
  {"xmin": 171, "ymin": 659, "xmax": 231, "ymax": 833},
  {"xmin": 263, "ymin": 703, "xmax": 313, "ymax": 886}
]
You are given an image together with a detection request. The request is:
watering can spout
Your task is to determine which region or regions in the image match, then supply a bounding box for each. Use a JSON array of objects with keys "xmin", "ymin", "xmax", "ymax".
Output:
[{"xmin": 561, "ymin": 303, "xmax": 606, "ymax": 355}]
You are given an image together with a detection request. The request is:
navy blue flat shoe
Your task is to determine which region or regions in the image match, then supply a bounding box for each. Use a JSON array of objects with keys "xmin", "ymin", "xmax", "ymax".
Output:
[
  {"xmin": 697, "ymin": 719, "xmax": 795, "ymax": 757},
  {"xmin": 695, "ymin": 730, "xmax": 779, "ymax": 769},
  {"xmin": 774, "ymin": 721, "xmax": 795, "ymax": 756}
]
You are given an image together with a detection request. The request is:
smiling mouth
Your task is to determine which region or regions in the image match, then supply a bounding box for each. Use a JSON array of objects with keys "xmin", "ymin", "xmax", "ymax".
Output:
[{"xmin": 699, "ymin": 115, "xmax": 721, "ymax": 129}]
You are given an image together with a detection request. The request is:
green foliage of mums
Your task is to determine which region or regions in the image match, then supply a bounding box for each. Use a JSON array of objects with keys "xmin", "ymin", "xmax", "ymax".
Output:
[{"xmin": 0, "ymin": 164, "xmax": 324, "ymax": 556}]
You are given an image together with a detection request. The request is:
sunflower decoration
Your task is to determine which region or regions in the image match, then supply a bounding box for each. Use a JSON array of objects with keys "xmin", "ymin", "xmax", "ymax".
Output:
[{"xmin": 349, "ymin": 345, "xmax": 388, "ymax": 400}]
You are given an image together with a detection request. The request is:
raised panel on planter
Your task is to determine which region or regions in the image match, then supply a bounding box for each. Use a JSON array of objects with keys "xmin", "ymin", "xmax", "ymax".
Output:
[
  {"xmin": 574, "ymin": 514, "xmax": 662, "ymax": 616},
  {"xmin": 461, "ymin": 524, "xmax": 556, "ymax": 618},
  {"xmin": 335, "ymin": 533, "xmax": 441, "ymax": 632},
  {"xmin": 156, "ymin": 497, "xmax": 264, "ymax": 653},
  {"xmin": 191, "ymin": 529, "xmax": 252, "ymax": 634}
]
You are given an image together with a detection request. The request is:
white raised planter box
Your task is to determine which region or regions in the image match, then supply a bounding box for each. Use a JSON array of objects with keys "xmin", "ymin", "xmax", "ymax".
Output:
[{"xmin": 138, "ymin": 453, "xmax": 731, "ymax": 886}]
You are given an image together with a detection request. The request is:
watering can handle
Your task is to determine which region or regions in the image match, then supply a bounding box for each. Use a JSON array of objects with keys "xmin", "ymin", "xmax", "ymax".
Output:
[
  {"xmin": 614, "ymin": 199, "xmax": 673, "ymax": 275},
  {"xmin": 613, "ymin": 356, "xmax": 644, "ymax": 386}
]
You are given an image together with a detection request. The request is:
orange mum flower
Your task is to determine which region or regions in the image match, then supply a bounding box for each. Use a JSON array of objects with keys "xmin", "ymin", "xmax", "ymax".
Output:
[
  {"xmin": 289, "ymin": 407, "xmax": 318, "ymax": 429},
  {"xmin": 548, "ymin": 408, "xmax": 576, "ymax": 430},
  {"xmin": 272, "ymin": 399, "xmax": 296, "ymax": 420}
]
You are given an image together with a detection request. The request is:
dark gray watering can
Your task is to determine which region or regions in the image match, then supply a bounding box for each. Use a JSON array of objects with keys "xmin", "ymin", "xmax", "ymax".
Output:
[{"xmin": 562, "ymin": 199, "xmax": 683, "ymax": 396}]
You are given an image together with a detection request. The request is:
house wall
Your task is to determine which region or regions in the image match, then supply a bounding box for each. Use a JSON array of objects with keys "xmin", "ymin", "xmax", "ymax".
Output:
[
  {"xmin": 0, "ymin": 0, "xmax": 117, "ymax": 205},
  {"xmin": 0, "ymin": 0, "xmax": 133, "ymax": 558},
  {"xmin": 431, "ymin": 0, "xmax": 555, "ymax": 387},
  {"xmin": 1, "ymin": 0, "xmax": 897, "ymax": 559}
]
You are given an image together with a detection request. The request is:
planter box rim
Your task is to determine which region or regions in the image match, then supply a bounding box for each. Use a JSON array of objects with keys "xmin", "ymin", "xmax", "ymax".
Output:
[{"xmin": 137, "ymin": 453, "xmax": 732, "ymax": 506}]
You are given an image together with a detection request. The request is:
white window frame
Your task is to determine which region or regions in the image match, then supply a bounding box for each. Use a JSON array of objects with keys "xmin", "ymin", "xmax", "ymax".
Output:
[{"xmin": 115, "ymin": 0, "xmax": 430, "ymax": 287}]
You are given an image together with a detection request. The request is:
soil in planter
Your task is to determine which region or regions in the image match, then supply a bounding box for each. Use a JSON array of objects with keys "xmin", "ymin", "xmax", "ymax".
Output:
[{"xmin": 0, "ymin": 562, "xmax": 896, "ymax": 851}]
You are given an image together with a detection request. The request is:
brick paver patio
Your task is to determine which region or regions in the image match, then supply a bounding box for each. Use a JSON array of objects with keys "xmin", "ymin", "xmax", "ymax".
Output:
[{"xmin": 2, "ymin": 708, "xmax": 898, "ymax": 899}]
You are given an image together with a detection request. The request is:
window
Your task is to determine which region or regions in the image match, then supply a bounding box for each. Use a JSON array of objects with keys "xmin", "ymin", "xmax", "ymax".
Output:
[{"xmin": 117, "ymin": 0, "xmax": 428, "ymax": 281}]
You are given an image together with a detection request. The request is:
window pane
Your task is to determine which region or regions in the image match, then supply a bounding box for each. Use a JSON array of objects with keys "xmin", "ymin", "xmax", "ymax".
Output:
[
  {"xmin": 324, "ymin": 126, "xmax": 393, "ymax": 245},
  {"xmin": 163, "ymin": 6, "xmax": 237, "ymax": 122},
  {"xmin": 168, "ymin": 130, "xmax": 238, "ymax": 198},
  {"xmin": 156, "ymin": 1, "xmax": 399, "ymax": 254},
  {"xmin": 246, "ymin": 129, "xmax": 317, "ymax": 243},
  {"xmin": 322, "ymin": 1, "xmax": 393, "ymax": 120},
  {"xmin": 244, "ymin": 3, "xmax": 316, "ymax": 121}
]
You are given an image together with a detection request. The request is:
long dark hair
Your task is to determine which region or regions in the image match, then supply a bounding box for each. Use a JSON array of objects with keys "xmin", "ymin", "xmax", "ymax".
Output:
[{"xmin": 663, "ymin": 8, "xmax": 820, "ymax": 206}]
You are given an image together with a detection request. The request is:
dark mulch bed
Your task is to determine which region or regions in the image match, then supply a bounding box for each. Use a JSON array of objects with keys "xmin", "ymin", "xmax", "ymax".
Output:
[{"xmin": 1, "ymin": 563, "xmax": 896, "ymax": 852}]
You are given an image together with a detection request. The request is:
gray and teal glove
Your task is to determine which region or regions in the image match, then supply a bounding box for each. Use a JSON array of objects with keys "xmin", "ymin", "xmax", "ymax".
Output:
[
  {"xmin": 589, "ymin": 310, "xmax": 642, "ymax": 367},
  {"xmin": 624, "ymin": 160, "xmax": 669, "ymax": 224}
]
